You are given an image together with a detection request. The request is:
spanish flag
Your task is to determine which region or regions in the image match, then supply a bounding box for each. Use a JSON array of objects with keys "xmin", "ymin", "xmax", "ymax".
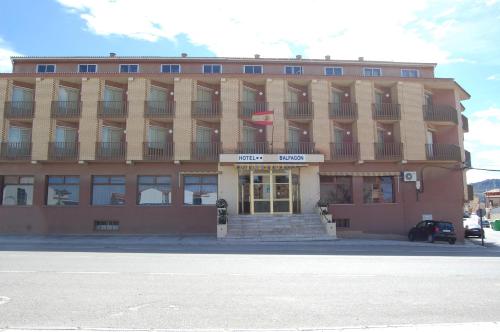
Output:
[{"xmin": 251, "ymin": 111, "xmax": 274, "ymax": 126}]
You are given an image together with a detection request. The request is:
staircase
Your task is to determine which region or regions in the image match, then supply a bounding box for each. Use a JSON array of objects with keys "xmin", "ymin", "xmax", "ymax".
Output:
[{"xmin": 224, "ymin": 214, "xmax": 334, "ymax": 241}]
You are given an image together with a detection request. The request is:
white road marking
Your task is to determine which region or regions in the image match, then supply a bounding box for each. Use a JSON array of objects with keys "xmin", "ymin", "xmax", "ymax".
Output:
[
  {"xmin": 0, "ymin": 270, "xmax": 36, "ymax": 273},
  {"xmin": 128, "ymin": 303, "xmax": 151, "ymax": 311},
  {"xmin": 0, "ymin": 296, "xmax": 11, "ymax": 305},
  {"xmin": 58, "ymin": 271, "xmax": 119, "ymax": 275}
]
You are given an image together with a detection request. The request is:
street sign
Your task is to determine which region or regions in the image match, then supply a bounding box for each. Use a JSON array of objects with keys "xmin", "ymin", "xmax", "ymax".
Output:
[{"xmin": 476, "ymin": 208, "xmax": 486, "ymax": 218}]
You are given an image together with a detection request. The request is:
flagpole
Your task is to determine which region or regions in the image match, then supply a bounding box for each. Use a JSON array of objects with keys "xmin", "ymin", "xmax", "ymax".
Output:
[{"xmin": 270, "ymin": 109, "xmax": 274, "ymax": 154}]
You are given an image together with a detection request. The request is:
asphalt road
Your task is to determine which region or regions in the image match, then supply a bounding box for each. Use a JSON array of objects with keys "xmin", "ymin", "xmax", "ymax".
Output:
[{"xmin": 1, "ymin": 240, "xmax": 500, "ymax": 330}]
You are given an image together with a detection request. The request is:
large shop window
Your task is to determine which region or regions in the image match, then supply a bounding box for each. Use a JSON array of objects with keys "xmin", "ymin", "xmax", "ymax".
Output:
[
  {"xmin": 1, "ymin": 176, "xmax": 34, "ymax": 206},
  {"xmin": 47, "ymin": 176, "xmax": 80, "ymax": 206},
  {"xmin": 92, "ymin": 176, "xmax": 126, "ymax": 206},
  {"xmin": 363, "ymin": 176, "xmax": 395, "ymax": 203},
  {"xmin": 184, "ymin": 175, "xmax": 218, "ymax": 205},
  {"xmin": 320, "ymin": 176, "xmax": 353, "ymax": 204},
  {"xmin": 138, "ymin": 176, "xmax": 172, "ymax": 205}
]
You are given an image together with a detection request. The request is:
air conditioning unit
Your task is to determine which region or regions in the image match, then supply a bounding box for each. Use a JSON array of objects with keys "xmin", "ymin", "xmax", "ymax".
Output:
[{"xmin": 403, "ymin": 171, "xmax": 417, "ymax": 182}]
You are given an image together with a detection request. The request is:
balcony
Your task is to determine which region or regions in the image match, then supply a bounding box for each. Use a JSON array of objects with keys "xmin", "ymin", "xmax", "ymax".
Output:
[
  {"xmin": 284, "ymin": 102, "xmax": 314, "ymax": 119},
  {"xmin": 238, "ymin": 102, "xmax": 268, "ymax": 119},
  {"xmin": 284, "ymin": 142, "xmax": 316, "ymax": 154},
  {"xmin": 51, "ymin": 101, "xmax": 81, "ymax": 118},
  {"xmin": 372, "ymin": 103, "xmax": 401, "ymax": 121},
  {"xmin": 48, "ymin": 142, "xmax": 79, "ymax": 161},
  {"xmin": 95, "ymin": 142, "xmax": 127, "ymax": 161},
  {"xmin": 237, "ymin": 141, "xmax": 270, "ymax": 154},
  {"xmin": 425, "ymin": 144, "xmax": 461, "ymax": 161},
  {"xmin": 191, "ymin": 142, "xmax": 221, "ymax": 161},
  {"xmin": 465, "ymin": 150, "xmax": 472, "ymax": 168},
  {"xmin": 97, "ymin": 101, "xmax": 128, "ymax": 118},
  {"xmin": 329, "ymin": 103, "xmax": 358, "ymax": 120},
  {"xmin": 143, "ymin": 142, "xmax": 174, "ymax": 161},
  {"xmin": 422, "ymin": 105, "xmax": 458, "ymax": 124},
  {"xmin": 374, "ymin": 142, "xmax": 403, "ymax": 160},
  {"xmin": 144, "ymin": 101, "xmax": 175, "ymax": 118},
  {"xmin": 462, "ymin": 114, "xmax": 469, "ymax": 132},
  {"xmin": 330, "ymin": 143, "xmax": 359, "ymax": 161},
  {"xmin": 0, "ymin": 142, "xmax": 32, "ymax": 161},
  {"xmin": 4, "ymin": 101, "xmax": 35, "ymax": 119},
  {"xmin": 191, "ymin": 101, "xmax": 221, "ymax": 118}
]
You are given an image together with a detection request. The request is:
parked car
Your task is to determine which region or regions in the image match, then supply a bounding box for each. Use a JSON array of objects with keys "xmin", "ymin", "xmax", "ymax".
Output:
[
  {"xmin": 464, "ymin": 224, "xmax": 484, "ymax": 238},
  {"xmin": 481, "ymin": 220, "xmax": 490, "ymax": 228},
  {"xmin": 408, "ymin": 220, "xmax": 456, "ymax": 244}
]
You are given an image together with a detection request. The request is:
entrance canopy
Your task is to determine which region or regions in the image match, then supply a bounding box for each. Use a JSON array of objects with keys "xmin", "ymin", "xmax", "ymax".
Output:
[{"xmin": 236, "ymin": 163, "xmax": 308, "ymax": 171}]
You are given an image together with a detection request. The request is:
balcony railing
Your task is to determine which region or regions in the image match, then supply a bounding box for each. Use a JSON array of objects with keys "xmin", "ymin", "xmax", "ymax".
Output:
[
  {"xmin": 422, "ymin": 104, "xmax": 458, "ymax": 124},
  {"xmin": 48, "ymin": 142, "xmax": 79, "ymax": 161},
  {"xmin": 284, "ymin": 142, "xmax": 316, "ymax": 154},
  {"xmin": 238, "ymin": 102, "xmax": 269, "ymax": 119},
  {"xmin": 465, "ymin": 150, "xmax": 472, "ymax": 168},
  {"xmin": 191, "ymin": 101, "xmax": 221, "ymax": 118},
  {"xmin": 425, "ymin": 144, "xmax": 461, "ymax": 161},
  {"xmin": 284, "ymin": 102, "xmax": 314, "ymax": 119},
  {"xmin": 144, "ymin": 101, "xmax": 175, "ymax": 118},
  {"xmin": 97, "ymin": 101, "xmax": 128, "ymax": 118},
  {"xmin": 329, "ymin": 103, "xmax": 358, "ymax": 120},
  {"xmin": 330, "ymin": 143, "xmax": 359, "ymax": 161},
  {"xmin": 51, "ymin": 101, "xmax": 81, "ymax": 118},
  {"xmin": 95, "ymin": 142, "xmax": 127, "ymax": 160},
  {"xmin": 143, "ymin": 142, "xmax": 174, "ymax": 161},
  {"xmin": 372, "ymin": 103, "xmax": 401, "ymax": 121},
  {"xmin": 237, "ymin": 141, "xmax": 270, "ymax": 154},
  {"xmin": 462, "ymin": 114, "xmax": 469, "ymax": 132},
  {"xmin": 374, "ymin": 142, "xmax": 403, "ymax": 160},
  {"xmin": 0, "ymin": 142, "xmax": 32, "ymax": 160},
  {"xmin": 4, "ymin": 101, "xmax": 35, "ymax": 119},
  {"xmin": 191, "ymin": 142, "xmax": 221, "ymax": 161}
]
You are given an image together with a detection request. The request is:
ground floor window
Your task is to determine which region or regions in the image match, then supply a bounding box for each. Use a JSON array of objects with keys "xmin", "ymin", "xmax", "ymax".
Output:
[
  {"xmin": 1, "ymin": 176, "xmax": 34, "ymax": 206},
  {"xmin": 320, "ymin": 176, "xmax": 353, "ymax": 204},
  {"xmin": 47, "ymin": 176, "xmax": 80, "ymax": 206},
  {"xmin": 137, "ymin": 176, "xmax": 171, "ymax": 205},
  {"xmin": 92, "ymin": 176, "xmax": 125, "ymax": 205},
  {"xmin": 363, "ymin": 176, "xmax": 395, "ymax": 203},
  {"xmin": 184, "ymin": 175, "xmax": 217, "ymax": 205}
]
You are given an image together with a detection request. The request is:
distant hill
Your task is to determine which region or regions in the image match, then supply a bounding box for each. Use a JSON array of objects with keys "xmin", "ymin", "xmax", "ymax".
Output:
[{"xmin": 471, "ymin": 179, "xmax": 500, "ymax": 202}]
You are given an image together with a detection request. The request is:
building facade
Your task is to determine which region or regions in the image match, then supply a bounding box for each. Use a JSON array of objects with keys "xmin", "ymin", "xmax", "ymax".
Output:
[{"xmin": 0, "ymin": 55, "xmax": 470, "ymax": 238}]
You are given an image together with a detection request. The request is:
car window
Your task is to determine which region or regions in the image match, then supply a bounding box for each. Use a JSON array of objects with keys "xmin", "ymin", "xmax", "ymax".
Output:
[
  {"xmin": 437, "ymin": 222, "xmax": 454, "ymax": 231},
  {"xmin": 416, "ymin": 222, "xmax": 425, "ymax": 228}
]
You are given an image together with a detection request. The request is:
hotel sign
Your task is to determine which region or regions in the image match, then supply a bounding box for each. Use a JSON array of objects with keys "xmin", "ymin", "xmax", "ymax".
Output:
[
  {"xmin": 222, "ymin": 154, "xmax": 324, "ymax": 163},
  {"xmin": 237, "ymin": 154, "xmax": 264, "ymax": 162}
]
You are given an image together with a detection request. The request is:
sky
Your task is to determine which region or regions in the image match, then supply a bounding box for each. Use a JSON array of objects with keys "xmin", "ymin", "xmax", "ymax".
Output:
[{"xmin": 0, "ymin": 0, "xmax": 499, "ymax": 184}]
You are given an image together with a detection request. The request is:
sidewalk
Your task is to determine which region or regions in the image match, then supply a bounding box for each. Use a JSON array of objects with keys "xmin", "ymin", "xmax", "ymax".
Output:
[{"xmin": 467, "ymin": 228, "xmax": 500, "ymax": 247}]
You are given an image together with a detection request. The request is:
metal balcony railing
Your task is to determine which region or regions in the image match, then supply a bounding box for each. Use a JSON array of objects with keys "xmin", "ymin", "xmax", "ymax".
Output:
[
  {"xmin": 143, "ymin": 142, "xmax": 174, "ymax": 161},
  {"xmin": 422, "ymin": 104, "xmax": 458, "ymax": 124},
  {"xmin": 0, "ymin": 142, "xmax": 32, "ymax": 160},
  {"xmin": 4, "ymin": 101, "xmax": 35, "ymax": 119},
  {"xmin": 462, "ymin": 114, "xmax": 469, "ymax": 132},
  {"xmin": 284, "ymin": 102, "xmax": 314, "ymax": 119},
  {"xmin": 425, "ymin": 144, "xmax": 461, "ymax": 161},
  {"xmin": 372, "ymin": 103, "xmax": 401, "ymax": 120},
  {"xmin": 191, "ymin": 101, "xmax": 221, "ymax": 118},
  {"xmin": 97, "ymin": 101, "xmax": 128, "ymax": 118},
  {"xmin": 191, "ymin": 142, "xmax": 221, "ymax": 161},
  {"xmin": 144, "ymin": 101, "xmax": 175, "ymax": 118},
  {"xmin": 237, "ymin": 141, "xmax": 270, "ymax": 154},
  {"xmin": 330, "ymin": 143, "xmax": 359, "ymax": 161},
  {"xmin": 329, "ymin": 103, "xmax": 358, "ymax": 120},
  {"xmin": 284, "ymin": 142, "xmax": 316, "ymax": 154},
  {"xmin": 238, "ymin": 101, "xmax": 269, "ymax": 119},
  {"xmin": 48, "ymin": 142, "xmax": 79, "ymax": 160},
  {"xmin": 374, "ymin": 142, "xmax": 403, "ymax": 160},
  {"xmin": 51, "ymin": 101, "xmax": 82, "ymax": 118},
  {"xmin": 95, "ymin": 142, "xmax": 127, "ymax": 160}
]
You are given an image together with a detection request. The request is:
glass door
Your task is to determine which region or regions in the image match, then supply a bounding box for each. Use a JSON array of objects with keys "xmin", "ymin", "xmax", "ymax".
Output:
[
  {"xmin": 252, "ymin": 173, "xmax": 271, "ymax": 213},
  {"xmin": 273, "ymin": 171, "xmax": 290, "ymax": 213}
]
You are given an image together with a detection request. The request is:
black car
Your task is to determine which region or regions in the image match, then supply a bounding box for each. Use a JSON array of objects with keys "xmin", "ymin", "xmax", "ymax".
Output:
[
  {"xmin": 464, "ymin": 225, "xmax": 484, "ymax": 238},
  {"xmin": 408, "ymin": 220, "xmax": 456, "ymax": 244}
]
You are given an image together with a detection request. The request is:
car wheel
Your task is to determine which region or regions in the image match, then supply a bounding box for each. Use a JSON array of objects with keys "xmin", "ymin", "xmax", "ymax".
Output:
[
  {"xmin": 448, "ymin": 239, "xmax": 456, "ymax": 245},
  {"xmin": 427, "ymin": 234, "xmax": 434, "ymax": 243},
  {"xmin": 408, "ymin": 233, "xmax": 415, "ymax": 242}
]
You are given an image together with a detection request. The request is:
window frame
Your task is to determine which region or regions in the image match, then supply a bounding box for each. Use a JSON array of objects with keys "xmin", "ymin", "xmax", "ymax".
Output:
[
  {"xmin": 202, "ymin": 64, "xmax": 223, "ymax": 74},
  {"xmin": 78, "ymin": 64, "xmax": 98, "ymax": 73},
  {"xmin": 137, "ymin": 175, "xmax": 172, "ymax": 206},
  {"xmin": 183, "ymin": 174, "xmax": 218, "ymax": 206},
  {"xmin": 319, "ymin": 175, "xmax": 353, "ymax": 204},
  {"xmin": 36, "ymin": 64, "xmax": 56, "ymax": 73},
  {"xmin": 243, "ymin": 65, "xmax": 263, "ymax": 74},
  {"xmin": 91, "ymin": 175, "xmax": 126, "ymax": 206},
  {"xmin": 363, "ymin": 67, "xmax": 382, "ymax": 77},
  {"xmin": 401, "ymin": 68, "xmax": 420, "ymax": 78},
  {"xmin": 119, "ymin": 64, "xmax": 139, "ymax": 73},
  {"xmin": 324, "ymin": 67, "xmax": 343, "ymax": 76},
  {"xmin": 284, "ymin": 65, "xmax": 303, "ymax": 75},
  {"xmin": 160, "ymin": 64, "xmax": 181, "ymax": 74},
  {"xmin": 0, "ymin": 175, "xmax": 35, "ymax": 206},
  {"xmin": 46, "ymin": 175, "xmax": 80, "ymax": 206},
  {"xmin": 362, "ymin": 176, "xmax": 395, "ymax": 204}
]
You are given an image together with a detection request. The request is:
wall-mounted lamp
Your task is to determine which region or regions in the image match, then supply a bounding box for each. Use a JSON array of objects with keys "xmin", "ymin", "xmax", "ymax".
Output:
[
  {"xmin": 214, "ymin": 91, "xmax": 219, "ymax": 95},
  {"xmin": 168, "ymin": 129, "xmax": 173, "ymax": 134},
  {"xmin": 344, "ymin": 92, "xmax": 349, "ymax": 97},
  {"xmin": 346, "ymin": 131, "xmax": 351, "ymax": 135},
  {"xmin": 258, "ymin": 91, "xmax": 263, "ymax": 96},
  {"xmin": 302, "ymin": 92, "xmax": 307, "ymax": 97},
  {"xmin": 385, "ymin": 93, "xmax": 390, "ymax": 98},
  {"xmin": 214, "ymin": 129, "xmax": 219, "ymax": 134},
  {"xmin": 258, "ymin": 128, "xmax": 263, "ymax": 133},
  {"xmin": 387, "ymin": 131, "xmax": 392, "ymax": 136},
  {"xmin": 303, "ymin": 130, "xmax": 308, "ymax": 135},
  {"xmin": 170, "ymin": 91, "xmax": 174, "ymax": 96}
]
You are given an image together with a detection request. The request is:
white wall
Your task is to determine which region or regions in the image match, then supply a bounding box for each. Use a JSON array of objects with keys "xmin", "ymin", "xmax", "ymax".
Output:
[
  {"xmin": 300, "ymin": 165, "xmax": 320, "ymax": 213},
  {"xmin": 218, "ymin": 165, "xmax": 239, "ymax": 215}
]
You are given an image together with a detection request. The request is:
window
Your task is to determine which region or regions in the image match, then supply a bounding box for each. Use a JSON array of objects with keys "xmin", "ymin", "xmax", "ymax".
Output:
[
  {"xmin": 285, "ymin": 66, "xmax": 303, "ymax": 75},
  {"xmin": 324, "ymin": 67, "xmax": 343, "ymax": 76},
  {"xmin": 203, "ymin": 64, "xmax": 222, "ymax": 74},
  {"xmin": 91, "ymin": 176, "xmax": 125, "ymax": 205},
  {"xmin": 78, "ymin": 64, "xmax": 97, "ymax": 73},
  {"xmin": 363, "ymin": 68, "xmax": 382, "ymax": 77},
  {"xmin": 1, "ymin": 176, "xmax": 34, "ymax": 206},
  {"xmin": 363, "ymin": 176, "xmax": 395, "ymax": 203},
  {"xmin": 119, "ymin": 64, "xmax": 139, "ymax": 73},
  {"xmin": 36, "ymin": 64, "xmax": 56, "ymax": 73},
  {"xmin": 243, "ymin": 65, "xmax": 263, "ymax": 74},
  {"xmin": 138, "ymin": 176, "xmax": 171, "ymax": 205},
  {"xmin": 401, "ymin": 69, "xmax": 419, "ymax": 78},
  {"xmin": 161, "ymin": 64, "xmax": 181, "ymax": 73},
  {"xmin": 320, "ymin": 176, "xmax": 353, "ymax": 204},
  {"xmin": 47, "ymin": 176, "xmax": 80, "ymax": 206},
  {"xmin": 184, "ymin": 175, "xmax": 218, "ymax": 205}
]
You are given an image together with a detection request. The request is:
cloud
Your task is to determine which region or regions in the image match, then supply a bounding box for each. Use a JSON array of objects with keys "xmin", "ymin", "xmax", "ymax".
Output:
[
  {"xmin": 487, "ymin": 74, "xmax": 500, "ymax": 80},
  {"xmin": 0, "ymin": 37, "xmax": 21, "ymax": 72}
]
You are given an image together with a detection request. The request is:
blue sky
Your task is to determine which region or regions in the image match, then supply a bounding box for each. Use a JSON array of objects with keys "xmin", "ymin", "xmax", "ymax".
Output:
[{"xmin": 0, "ymin": 0, "xmax": 499, "ymax": 183}]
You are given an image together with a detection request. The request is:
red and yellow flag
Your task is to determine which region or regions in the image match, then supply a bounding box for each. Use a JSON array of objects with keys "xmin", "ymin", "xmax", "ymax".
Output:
[{"xmin": 251, "ymin": 111, "xmax": 274, "ymax": 126}]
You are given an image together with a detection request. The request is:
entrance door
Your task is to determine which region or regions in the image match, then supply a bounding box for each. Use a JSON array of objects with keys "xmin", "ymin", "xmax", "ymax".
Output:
[
  {"xmin": 252, "ymin": 173, "xmax": 271, "ymax": 213},
  {"xmin": 273, "ymin": 171, "xmax": 291, "ymax": 213}
]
